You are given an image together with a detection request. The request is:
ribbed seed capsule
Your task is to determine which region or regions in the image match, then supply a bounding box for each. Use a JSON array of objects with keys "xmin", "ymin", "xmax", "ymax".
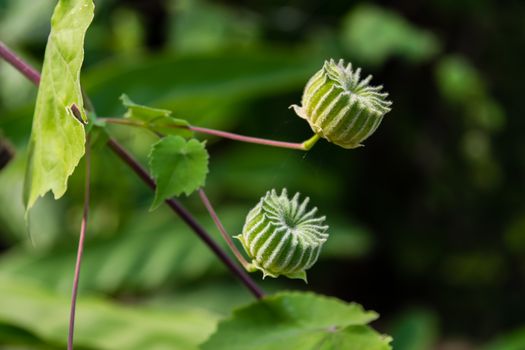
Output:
[
  {"xmin": 291, "ymin": 59, "xmax": 392, "ymax": 149},
  {"xmin": 235, "ymin": 189, "xmax": 329, "ymax": 282}
]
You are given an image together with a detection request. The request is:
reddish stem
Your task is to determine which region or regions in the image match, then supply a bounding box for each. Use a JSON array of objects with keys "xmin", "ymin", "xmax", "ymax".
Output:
[
  {"xmin": 189, "ymin": 125, "xmax": 307, "ymax": 150},
  {"xmin": 0, "ymin": 41, "xmax": 40, "ymax": 85},
  {"xmin": 68, "ymin": 136, "xmax": 91, "ymax": 350},
  {"xmin": 198, "ymin": 188, "xmax": 251, "ymax": 269},
  {"xmin": 100, "ymin": 118, "xmax": 312, "ymax": 150}
]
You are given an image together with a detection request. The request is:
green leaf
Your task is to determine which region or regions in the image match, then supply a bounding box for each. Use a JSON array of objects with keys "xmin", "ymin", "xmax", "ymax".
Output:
[
  {"xmin": 0, "ymin": 277, "xmax": 219, "ymax": 350},
  {"xmin": 120, "ymin": 93, "xmax": 193, "ymax": 137},
  {"xmin": 24, "ymin": 0, "xmax": 94, "ymax": 211},
  {"xmin": 149, "ymin": 136, "xmax": 209, "ymax": 209},
  {"xmin": 121, "ymin": 93, "xmax": 171, "ymax": 119},
  {"xmin": 201, "ymin": 292, "xmax": 392, "ymax": 350}
]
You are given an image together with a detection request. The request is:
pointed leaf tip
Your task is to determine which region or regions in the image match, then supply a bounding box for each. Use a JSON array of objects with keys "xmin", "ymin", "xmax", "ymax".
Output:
[{"xmin": 120, "ymin": 94, "xmax": 193, "ymax": 138}]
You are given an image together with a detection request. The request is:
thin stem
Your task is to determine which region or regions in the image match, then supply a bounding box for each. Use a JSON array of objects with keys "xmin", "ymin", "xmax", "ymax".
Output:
[
  {"xmin": 198, "ymin": 188, "xmax": 251, "ymax": 269},
  {"xmin": 0, "ymin": 41, "xmax": 40, "ymax": 85},
  {"xmin": 189, "ymin": 125, "xmax": 309, "ymax": 150},
  {"xmin": 107, "ymin": 138, "xmax": 265, "ymax": 299},
  {"xmin": 101, "ymin": 117, "xmax": 316, "ymax": 151},
  {"xmin": 68, "ymin": 136, "xmax": 91, "ymax": 350},
  {"xmin": 0, "ymin": 40, "xmax": 265, "ymax": 300}
]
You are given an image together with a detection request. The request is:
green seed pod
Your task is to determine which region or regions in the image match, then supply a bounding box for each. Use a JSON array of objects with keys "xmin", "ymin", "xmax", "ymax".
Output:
[
  {"xmin": 291, "ymin": 59, "xmax": 392, "ymax": 149},
  {"xmin": 235, "ymin": 189, "xmax": 328, "ymax": 282}
]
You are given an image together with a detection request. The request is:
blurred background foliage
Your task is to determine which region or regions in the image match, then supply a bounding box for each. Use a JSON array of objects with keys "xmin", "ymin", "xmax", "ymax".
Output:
[{"xmin": 0, "ymin": 0, "xmax": 524, "ymax": 349}]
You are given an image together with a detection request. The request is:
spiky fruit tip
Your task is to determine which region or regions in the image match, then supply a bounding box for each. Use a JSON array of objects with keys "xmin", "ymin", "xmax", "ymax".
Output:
[
  {"xmin": 236, "ymin": 189, "xmax": 329, "ymax": 282},
  {"xmin": 291, "ymin": 59, "xmax": 392, "ymax": 149}
]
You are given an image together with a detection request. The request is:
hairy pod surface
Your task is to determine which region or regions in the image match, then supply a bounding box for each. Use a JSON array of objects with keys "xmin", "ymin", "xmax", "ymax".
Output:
[
  {"xmin": 236, "ymin": 189, "xmax": 329, "ymax": 282},
  {"xmin": 291, "ymin": 59, "xmax": 392, "ymax": 149}
]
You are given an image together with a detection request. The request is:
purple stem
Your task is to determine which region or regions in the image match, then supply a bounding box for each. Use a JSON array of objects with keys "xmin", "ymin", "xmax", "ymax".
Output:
[
  {"xmin": 0, "ymin": 41, "xmax": 40, "ymax": 85},
  {"xmin": 189, "ymin": 125, "xmax": 307, "ymax": 150},
  {"xmin": 198, "ymin": 188, "xmax": 251, "ymax": 269},
  {"xmin": 67, "ymin": 136, "xmax": 91, "ymax": 350},
  {"xmin": 100, "ymin": 118, "xmax": 310, "ymax": 151},
  {"xmin": 107, "ymin": 139, "xmax": 265, "ymax": 299}
]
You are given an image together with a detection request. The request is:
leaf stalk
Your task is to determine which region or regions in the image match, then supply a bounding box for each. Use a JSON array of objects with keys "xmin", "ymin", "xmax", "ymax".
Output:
[
  {"xmin": 68, "ymin": 135, "xmax": 91, "ymax": 350},
  {"xmin": 197, "ymin": 188, "xmax": 252, "ymax": 270},
  {"xmin": 100, "ymin": 117, "xmax": 317, "ymax": 151}
]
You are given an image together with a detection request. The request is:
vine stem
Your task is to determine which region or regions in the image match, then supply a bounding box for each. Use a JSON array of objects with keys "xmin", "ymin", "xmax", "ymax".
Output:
[
  {"xmin": 107, "ymin": 139, "xmax": 264, "ymax": 299},
  {"xmin": 67, "ymin": 136, "xmax": 91, "ymax": 350},
  {"xmin": 198, "ymin": 188, "xmax": 252, "ymax": 270},
  {"xmin": 100, "ymin": 117, "xmax": 320, "ymax": 151},
  {"xmin": 189, "ymin": 125, "xmax": 316, "ymax": 150},
  {"xmin": 0, "ymin": 41, "xmax": 265, "ymax": 298},
  {"xmin": 0, "ymin": 41, "xmax": 40, "ymax": 85}
]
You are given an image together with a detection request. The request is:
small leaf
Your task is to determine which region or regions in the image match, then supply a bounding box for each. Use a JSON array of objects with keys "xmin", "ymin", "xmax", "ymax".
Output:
[
  {"xmin": 24, "ymin": 0, "xmax": 94, "ymax": 211},
  {"xmin": 149, "ymin": 136, "xmax": 209, "ymax": 210},
  {"xmin": 201, "ymin": 291, "xmax": 392, "ymax": 350},
  {"xmin": 120, "ymin": 93, "xmax": 171, "ymax": 119},
  {"xmin": 120, "ymin": 94, "xmax": 193, "ymax": 137}
]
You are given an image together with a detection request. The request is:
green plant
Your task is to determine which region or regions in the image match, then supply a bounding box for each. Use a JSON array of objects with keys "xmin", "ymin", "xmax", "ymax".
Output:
[{"xmin": 0, "ymin": 0, "xmax": 394, "ymax": 349}]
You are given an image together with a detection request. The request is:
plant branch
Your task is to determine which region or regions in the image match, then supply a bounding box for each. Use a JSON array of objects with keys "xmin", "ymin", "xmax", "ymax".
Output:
[
  {"xmin": 189, "ymin": 125, "xmax": 315, "ymax": 150},
  {"xmin": 198, "ymin": 188, "xmax": 251, "ymax": 269},
  {"xmin": 0, "ymin": 41, "xmax": 40, "ymax": 85},
  {"xmin": 100, "ymin": 117, "xmax": 320, "ymax": 151},
  {"xmin": 68, "ymin": 135, "xmax": 91, "ymax": 350},
  {"xmin": 0, "ymin": 41, "xmax": 265, "ymax": 299},
  {"xmin": 107, "ymin": 138, "xmax": 265, "ymax": 299}
]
